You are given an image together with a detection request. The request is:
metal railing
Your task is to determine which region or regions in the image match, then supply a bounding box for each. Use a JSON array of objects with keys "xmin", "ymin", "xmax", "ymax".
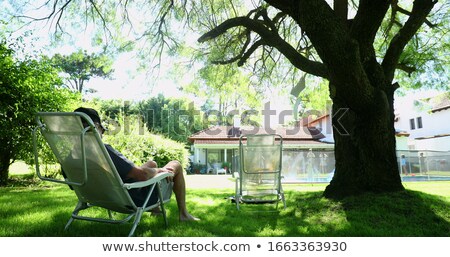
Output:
[{"xmin": 233, "ymin": 149, "xmax": 450, "ymax": 183}]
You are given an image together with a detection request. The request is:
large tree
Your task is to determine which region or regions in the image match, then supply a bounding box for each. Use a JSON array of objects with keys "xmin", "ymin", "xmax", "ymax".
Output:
[
  {"xmin": 193, "ymin": 0, "xmax": 442, "ymax": 199},
  {"xmin": 10, "ymin": 0, "xmax": 447, "ymax": 198}
]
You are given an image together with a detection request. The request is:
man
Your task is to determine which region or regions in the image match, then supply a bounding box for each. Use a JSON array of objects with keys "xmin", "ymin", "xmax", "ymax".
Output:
[{"xmin": 74, "ymin": 107, "xmax": 199, "ymax": 221}]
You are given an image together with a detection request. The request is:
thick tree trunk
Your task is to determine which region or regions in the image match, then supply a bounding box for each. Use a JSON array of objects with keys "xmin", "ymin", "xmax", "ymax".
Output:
[
  {"xmin": 0, "ymin": 152, "xmax": 12, "ymax": 186},
  {"xmin": 324, "ymin": 89, "xmax": 404, "ymax": 199}
]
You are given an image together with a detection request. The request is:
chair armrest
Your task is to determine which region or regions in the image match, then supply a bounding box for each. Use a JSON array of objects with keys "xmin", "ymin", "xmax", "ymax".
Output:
[{"xmin": 123, "ymin": 172, "xmax": 174, "ymax": 190}]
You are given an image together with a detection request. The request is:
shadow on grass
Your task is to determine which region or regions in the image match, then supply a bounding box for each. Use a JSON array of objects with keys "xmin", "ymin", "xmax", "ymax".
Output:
[
  {"xmin": 0, "ymin": 185, "xmax": 448, "ymax": 236},
  {"xmin": 339, "ymin": 190, "xmax": 450, "ymax": 236}
]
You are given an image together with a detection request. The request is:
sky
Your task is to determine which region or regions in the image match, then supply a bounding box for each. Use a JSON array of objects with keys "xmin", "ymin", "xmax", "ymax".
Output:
[
  {"xmin": 1, "ymin": 0, "xmax": 192, "ymax": 101},
  {"xmin": 85, "ymin": 54, "xmax": 185, "ymax": 101},
  {"xmin": 48, "ymin": 32, "xmax": 188, "ymax": 101}
]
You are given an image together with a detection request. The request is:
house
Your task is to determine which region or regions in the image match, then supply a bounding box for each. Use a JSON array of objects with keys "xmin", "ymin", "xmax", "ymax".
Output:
[
  {"xmin": 394, "ymin": 92, "xmax": 450, "ymax": 151},
  {"xmin": 187, "ymin": 101, "xmax": 436, "ymax": 181},
  {"xmin": 305, "ymin": 113, "xmax": 333, "ymax": 143},
  {"xmin": 188, "ymin": 124, "xmax": 333, "ymax": 174},
  {"xmin": 304, "ymin": 111, "xmax": 410, "ymax": 149}
]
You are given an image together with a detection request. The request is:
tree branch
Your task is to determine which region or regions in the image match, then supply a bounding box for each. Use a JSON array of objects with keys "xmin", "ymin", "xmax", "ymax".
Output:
[
  {"xmin": 334, "ymin": 0, "xmax": 348, "ymax": 22},
  {"xmin": 263, "ymin": 0, "xmax": 293, "ymax": 14},
  {"xmin": 396, "ymin": 63, "xmax": 417, "ymax": 76},
  {"xmin": 237, "ymin": 40, "xmax": 264, "ymax": 66},
  {"xmin": 88, "ymin": 0, "xmax": 113, "ymax": 41},
  {"xmin": 211, "ymin": 30, "xmax": 252, "ymax": 65},
  {"xmin": 350, "ymin": 0, "xmax": 391, "ymax": 47},
  {"xmin": 382, "ymin": 0, "xmax": 437, "ymax": 82},
  {"xmin": 198, "ymin": 16, "xmax": 328, "ymax": 78},
  {"xmin": 15, "ymin": 0, "xmax": 74, "ymax": 34},
  {"xmin": 393, "ymin": 1, "xmax": 437, "ymax": 28},
  {"xmin": 284, "ymin": 0, "xmax": 382, "ymax": 113}
]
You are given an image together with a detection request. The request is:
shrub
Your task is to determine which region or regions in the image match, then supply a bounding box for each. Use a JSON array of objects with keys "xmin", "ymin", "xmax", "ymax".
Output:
[{"xmin": 103, "ymin": 125, "xmax": 189, "ymax": 169}]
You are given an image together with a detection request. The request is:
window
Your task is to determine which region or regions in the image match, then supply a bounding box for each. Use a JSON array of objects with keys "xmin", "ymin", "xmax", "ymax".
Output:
[
  {"xmin": 417, "ymin": 117, "xmax": 423, "ymax": 129},
  {"xmin": 410, "ymin": 118, "xmax": 415, "ymax": 130}
]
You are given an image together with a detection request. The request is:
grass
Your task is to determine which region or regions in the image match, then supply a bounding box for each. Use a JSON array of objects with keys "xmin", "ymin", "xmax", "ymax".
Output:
[{"xmin": 0, "ymin": 171, "xmax": 449, "ymax": 237}]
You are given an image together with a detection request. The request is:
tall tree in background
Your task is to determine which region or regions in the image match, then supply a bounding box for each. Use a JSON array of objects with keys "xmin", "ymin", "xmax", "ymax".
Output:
[
  {"xmin": 10, "ymin": 0, "xmax": 448, "ymax": 198},
  {"xmin": 50, "ymin": 49, "xmax": 114, "ymax": 94},
  {"xmin": 137, "ymin": 95, "xmax": 206, "ymax": 142}
]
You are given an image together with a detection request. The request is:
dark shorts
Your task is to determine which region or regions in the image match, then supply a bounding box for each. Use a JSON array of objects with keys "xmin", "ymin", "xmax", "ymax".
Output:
[{"xmin": 129, "ymin": 180, "xmax": 173, "ymax": 207}]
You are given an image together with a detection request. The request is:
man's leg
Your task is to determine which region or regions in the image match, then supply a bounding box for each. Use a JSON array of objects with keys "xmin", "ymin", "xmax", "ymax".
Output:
[
  {"xmin": 142, "ymin": 160, "xmax": 158, "ymax": 169},
  {"xmin": 164, "ymin": 160, "xmax": 199, "ymax": 221}
]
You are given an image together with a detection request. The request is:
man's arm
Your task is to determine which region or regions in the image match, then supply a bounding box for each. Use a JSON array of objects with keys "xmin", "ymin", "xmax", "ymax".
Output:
[
  {"xmin": 127, "ymin": 166, "xmax": 174, "ymax": 182},
  {"xmin": 127, "ymin": 166, "xmax": 157, "ymax": 181}
]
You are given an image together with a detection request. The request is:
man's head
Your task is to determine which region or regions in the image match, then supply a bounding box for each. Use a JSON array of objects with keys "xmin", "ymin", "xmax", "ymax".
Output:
[{"xmin": 74, "ymin": 107, "xmax": 106, "ymax": 135}]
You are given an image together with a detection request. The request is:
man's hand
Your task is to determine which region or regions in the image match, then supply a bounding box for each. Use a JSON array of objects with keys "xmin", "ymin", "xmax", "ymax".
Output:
[
  {"xmin": 144, "ymin": 167, "xmax": 174, "ymax": 182},
  {"xmin": 128, "ymin": 162, "xmax": 176, "ymax": 182},
  {"xmin": 156, "ymin": 167, "xmax": 174, "ymax": 182}
]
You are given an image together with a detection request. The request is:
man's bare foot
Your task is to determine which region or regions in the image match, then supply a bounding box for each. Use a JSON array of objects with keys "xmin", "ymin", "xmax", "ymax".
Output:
[{"xmin": 180, "ymin": 213, "xmax": 200, "ymax": 221}]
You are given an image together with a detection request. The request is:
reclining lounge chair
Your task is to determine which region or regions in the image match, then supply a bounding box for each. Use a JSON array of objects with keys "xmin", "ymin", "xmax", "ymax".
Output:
[{"xmin": 32, "ymin": 112, "xmax": 173, "ymax": 236}]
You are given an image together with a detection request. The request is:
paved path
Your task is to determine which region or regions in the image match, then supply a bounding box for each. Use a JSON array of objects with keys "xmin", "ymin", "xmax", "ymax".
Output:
[{"xmin": 185, "ymin": 174, "xmax": 234, "ymax": 189}]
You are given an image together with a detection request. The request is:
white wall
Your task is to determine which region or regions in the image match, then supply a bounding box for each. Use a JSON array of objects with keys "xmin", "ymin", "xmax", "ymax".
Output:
[
  {"xmin": 420, "ymin": 110, "xmax": 450, "ymax": 137},
  {"xmin": 414, "ymin": 136, "xmax": 450, "ymax": 151},
  {"xmin": 395, "ymin": 96, "xmax": 450, "ymax": 139},
  {"xmin": 194, "ymin": 148, "xmax": 207, "ymax": 164}
]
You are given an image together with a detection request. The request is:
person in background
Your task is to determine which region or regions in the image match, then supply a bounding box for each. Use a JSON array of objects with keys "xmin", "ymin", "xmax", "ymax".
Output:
[{"xmin": 400, "ymin": 154, "xmax": 408, "ymax": 175}]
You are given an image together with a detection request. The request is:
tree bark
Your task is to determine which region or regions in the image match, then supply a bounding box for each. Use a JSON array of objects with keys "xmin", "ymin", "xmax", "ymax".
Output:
[
  {"xmin": 0, "ymin": 151, "xmax": 12, "ymax": 186},
  {"xmin": 324, "ymin": 88, "xmax": 404, "ymax": 199}
]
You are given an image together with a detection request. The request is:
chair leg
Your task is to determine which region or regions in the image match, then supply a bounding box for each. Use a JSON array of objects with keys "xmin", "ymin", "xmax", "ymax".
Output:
[
  {"xmin": 128, "ymin": 208, "xmax": 144, "ymax": 237},
  {"xmin": 281, "ymin": 193, "xmax": 286, "ymax": 209},
  {"xmin": 235, "ymin": 179, "xmax": 240, "ymax": 210},
  {"xmin": 156, "ymin": 183, "xmax": 169, "ymax": 228},
  {"xmin": 65, "ymin": 201, "xmax": 88, "ymax": 231},
  {"xmin": 64, "ymin": 218, "xmax": 74, "ymax": 231}
]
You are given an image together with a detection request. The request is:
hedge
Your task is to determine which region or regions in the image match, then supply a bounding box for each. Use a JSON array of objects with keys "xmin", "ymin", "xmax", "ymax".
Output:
[{"xmin": 103, "ymin": 131, "xmax": 189, "ymax": 169}]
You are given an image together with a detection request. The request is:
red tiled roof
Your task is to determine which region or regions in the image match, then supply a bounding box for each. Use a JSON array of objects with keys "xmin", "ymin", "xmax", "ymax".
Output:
[
  {"xmin": 306, "ymin": 114, "xmax": 330, "ymax": 127},
  {"xmin": 189, "ymin": 125, "xmax": 325, "ymax": 143},
  {"xmin": 420, "ymin": 92, "xmax": 450, "ymax": 113},
  {"xmin": 193, "ymin": 139, "xmax": 330, "ymax": 145},
  {"xmin": 431, "ymin": 96, "xmax": 450, "ymax": 112}
]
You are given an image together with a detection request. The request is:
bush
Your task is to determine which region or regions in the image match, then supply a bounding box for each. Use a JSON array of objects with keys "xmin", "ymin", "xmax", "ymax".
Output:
[
  {"xmin": 0, "ymin": 40, "xmax": 80, "ymax": 185},
  {"xmin": 103, "ymin": 129, "xmax": 189, "ymax": 169}
]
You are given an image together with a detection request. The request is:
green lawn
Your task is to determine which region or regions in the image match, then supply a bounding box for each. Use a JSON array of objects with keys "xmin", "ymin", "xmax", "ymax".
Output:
[{"xmin": 0, "ymin": 172, "xmax": 449, "ymax": 237}]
